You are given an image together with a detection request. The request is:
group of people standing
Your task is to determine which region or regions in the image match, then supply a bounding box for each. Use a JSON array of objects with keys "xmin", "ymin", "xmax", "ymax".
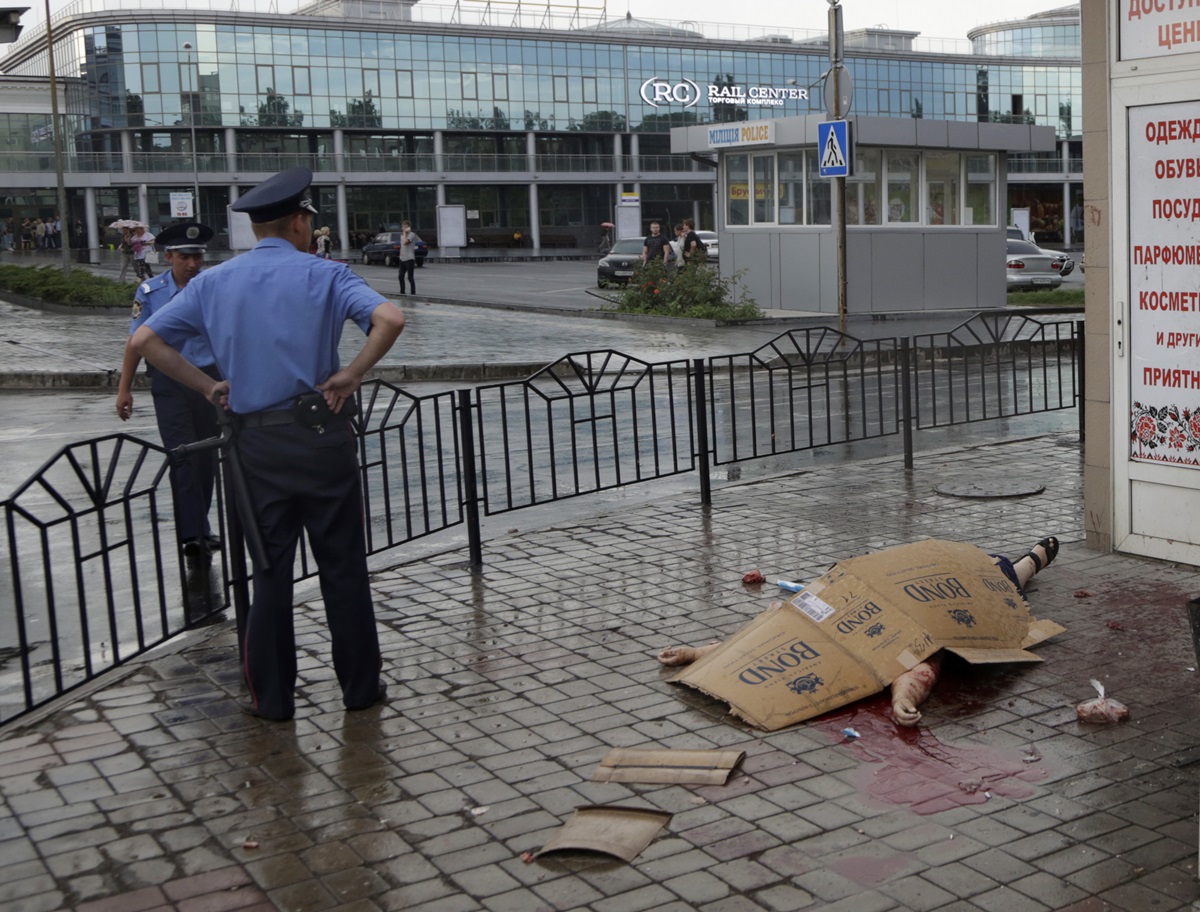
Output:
[
  {"xmin": 642, "ymin": 217, "xmax": 706, "ymax": 270},
  {"xmin": 0, "ymin": 216, "xmax": 64, "ymax": 251},
  {"xmin": 114, "ymin": 166, "xmax": 406, "ymax": 722}
]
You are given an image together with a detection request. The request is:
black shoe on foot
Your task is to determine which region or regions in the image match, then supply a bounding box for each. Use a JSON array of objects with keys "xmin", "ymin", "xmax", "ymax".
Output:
[
  {"xmin": 1021, "ymin": 536, "xmax": 1059, "ymax": 572},
  {"xmin": 239, "ymin": 699, "xmax": 294, "ymax": 722},
  {"xmin": 347, "ymin": 681, "xmax": 388, "ymax": 711}
]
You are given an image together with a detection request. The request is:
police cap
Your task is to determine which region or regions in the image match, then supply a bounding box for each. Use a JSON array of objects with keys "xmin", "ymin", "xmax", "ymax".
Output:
[
  {"xmin": 231, "ymin": 167, "xmax": 319, "ymax": 223},
  {"xmin": 157, "ymin": 221, "xmax": 213, "ymax": 253}
]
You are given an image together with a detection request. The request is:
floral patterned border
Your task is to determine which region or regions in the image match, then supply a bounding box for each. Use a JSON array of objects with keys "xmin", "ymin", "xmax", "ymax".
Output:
[{"xmin": 1130, "ymin": 401, "xmax": 1200, "ymax": 466}]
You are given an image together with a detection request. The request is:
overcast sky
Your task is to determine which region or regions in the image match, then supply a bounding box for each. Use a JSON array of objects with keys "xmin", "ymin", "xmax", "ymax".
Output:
[{"xmin": 2, "ymin": 0, "xmax": 1067, "ymax": 57}]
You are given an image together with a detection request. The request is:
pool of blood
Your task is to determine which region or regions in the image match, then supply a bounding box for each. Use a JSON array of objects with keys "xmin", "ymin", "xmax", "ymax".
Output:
[{"xmin": 812, "ymin": 693, "xmax": 1049, "ymax": 815}]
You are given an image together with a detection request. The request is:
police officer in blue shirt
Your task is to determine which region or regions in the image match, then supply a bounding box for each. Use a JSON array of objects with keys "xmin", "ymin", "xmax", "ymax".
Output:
[
  {"xmin": 115, "ymin": 221, "xmax": 221, "ymax": 558},
  {"xmin": 131, "ymin": 168, "xmax": 406, "ymax": 721}
]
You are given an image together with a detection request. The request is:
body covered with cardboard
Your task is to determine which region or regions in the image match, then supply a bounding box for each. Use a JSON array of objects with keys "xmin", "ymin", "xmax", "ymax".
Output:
[{"xmin": 670, "ymin": 539, "xmax": 1065, "ymax": 731}]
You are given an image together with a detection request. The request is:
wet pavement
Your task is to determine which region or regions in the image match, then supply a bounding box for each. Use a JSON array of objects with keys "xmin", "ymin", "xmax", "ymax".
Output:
[{"xmin": 0, "ymin": 267, "xmax": 1194, "ymax": 912}]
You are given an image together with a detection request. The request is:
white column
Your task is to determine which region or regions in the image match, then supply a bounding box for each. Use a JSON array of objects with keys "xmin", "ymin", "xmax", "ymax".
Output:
[
  {"xmin": 84, "ymin": 187, "xmax": 99, "ymax": 263},
  {"xmin": 613, "ymin": 133, "xmax": 622, "ymax": 172},
  {"xmin": 224, "ymin": 127, "xmax": 237, "ymax": 172},
  {"xmin": 630, "ymin": 133, "xmax": 639, "ymax": 173},
  {"xmin": 336, "ymin": 183, "xmax": 350, "ymax": 259},
  {"xmin": 333, "ymin": 128, "xmax": 345, "ymax": 173},
  {"xmin": 527, "ymin": 130, "xmax": 536, "ymax": 172},
  {"xmin": 137, "ymin": 184, "xmax": 149, "ymax": 227},
  {"xmin": 120, "ymin": 130, "xmax": 133, "ymax": 175},
  {"xmin": 433, "ymin": 130, "xmax": 444, "ymax": 174},
  {"xmin": 528, "ymin": 183, "xmax": 540, "ymax": 250}
]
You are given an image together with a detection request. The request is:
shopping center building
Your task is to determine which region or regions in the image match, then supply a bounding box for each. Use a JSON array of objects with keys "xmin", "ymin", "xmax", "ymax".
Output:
[{"xmin": 0, "ymin": 1, "xmax": 1081, "ymax": 255}]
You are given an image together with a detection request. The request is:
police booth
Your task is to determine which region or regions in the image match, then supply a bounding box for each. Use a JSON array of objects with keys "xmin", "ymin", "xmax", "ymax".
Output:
[{"xmin": 670, "ymin": 114, "xmax": 1055, "ymax": 314}]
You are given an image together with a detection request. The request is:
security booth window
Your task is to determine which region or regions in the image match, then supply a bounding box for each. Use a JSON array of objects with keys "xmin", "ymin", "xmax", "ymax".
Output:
[
  {"xmin": 753, "ymin": 154, "xmax": 776, "ymax": 224},
  {"xmin": 885, "ymin": 150, "xmax": 918, "ymax": 223},
  {"xmin": 965, "ymin": 154, "xmax": 996, "ymax": 226},
  {"xmin": 779, "ymin": 151, "xmax": 803, "ymax": 225},
  {"xmin": 805, "ymin": 149, "xmax": 831, "ymax": 225},
  {"xmin": 848, "ymin": 147, "xmax": 881, "ymax": 225},
  {"xmin": 727, "ymin": 153, "xmax": 750, "ymax": 226},
  {"xmin": 925, "ymin": 151, "xmax": 961, "ymax": 225}
]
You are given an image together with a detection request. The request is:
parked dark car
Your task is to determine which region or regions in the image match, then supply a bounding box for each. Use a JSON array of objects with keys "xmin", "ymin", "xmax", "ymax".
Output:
[
  {"xmin": 597, "ymin": 237, "xmax": 648, "ymax": 287},
  {"xmin": 361, "ymin": 231, "xmax": 428, "ymax": 267}
]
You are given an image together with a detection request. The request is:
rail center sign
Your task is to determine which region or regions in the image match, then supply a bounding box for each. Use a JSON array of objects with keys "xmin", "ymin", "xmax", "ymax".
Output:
[{"xmin": 641, "ymin": 76, "xmax": 809, "ymax": 109}]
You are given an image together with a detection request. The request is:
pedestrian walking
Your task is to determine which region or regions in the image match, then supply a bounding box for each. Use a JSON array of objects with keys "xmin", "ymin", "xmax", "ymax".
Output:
[
  {"xmin": 641, "ymin": 221, "xmax": 671, "ymax": 265},
  {"xmin": 115, "ymin": 222, "xmax": 222, "ymax": 562},
  {"xmin": 132, "ymin": 166, "xmax": 406, "ymax": 721},
  {"xmin": 117, "ymin": 228, "xmax": 134, "ymax": 282},
  {"xmin": 397, "ymin": 219, "xmax": 420, "ymax": 294},
  {"xmin": 131, "ymin": 225, "xmax": 156, "ymax": 279}
]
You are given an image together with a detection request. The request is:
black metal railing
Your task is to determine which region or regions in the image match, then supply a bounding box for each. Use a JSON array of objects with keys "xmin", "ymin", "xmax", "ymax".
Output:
[{"xmin": 0, "ymin": 314, "xmax": 1082, "ymax": 725}]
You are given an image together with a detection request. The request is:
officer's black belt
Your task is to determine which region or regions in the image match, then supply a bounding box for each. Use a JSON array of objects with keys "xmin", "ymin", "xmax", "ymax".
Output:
[{"xmin": 234, "ymin": 409, "xmax": 295, "ymax": 429}]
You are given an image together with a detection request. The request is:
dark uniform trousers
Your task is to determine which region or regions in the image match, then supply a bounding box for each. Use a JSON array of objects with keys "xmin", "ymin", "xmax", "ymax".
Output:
[
  {"xmin": 236, "ymin": 418, "xmax": 381, "ymax": 718},
  {"xmin": 150, "ymin": 363, "xmax": 222, "ymax": 543}
]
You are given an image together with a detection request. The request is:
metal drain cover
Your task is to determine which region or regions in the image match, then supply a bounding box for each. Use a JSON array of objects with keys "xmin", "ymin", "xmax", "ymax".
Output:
[{"xmin": 934, "ymin": 478, "xmax": 1044, "ymax": 499}]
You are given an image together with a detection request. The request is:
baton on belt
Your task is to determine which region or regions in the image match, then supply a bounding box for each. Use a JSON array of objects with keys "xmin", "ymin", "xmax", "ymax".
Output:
[{"xmin": 170, "ymin": 392, "xmax": 269, "ymax": 572}]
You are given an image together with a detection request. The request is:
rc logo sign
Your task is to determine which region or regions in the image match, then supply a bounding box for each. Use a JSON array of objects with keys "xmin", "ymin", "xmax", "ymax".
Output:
[{"xmin": 640, "ymin": 76, "xmax": 700, "ymax": 108}]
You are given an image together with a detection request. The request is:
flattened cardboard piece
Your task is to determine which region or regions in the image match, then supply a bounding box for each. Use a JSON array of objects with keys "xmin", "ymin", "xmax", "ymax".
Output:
[
  {"xmin": 832, "ymin": 540, "xmax": 1034, "ymax": 651},
  {"xmin": 590, "ymin": 748, "xmax": 746, "ymax": 785},
  {"xmin": 536, "ymin": 805, "xmax": 671, "ymax": 862},
  {"xmin": 672, "ymin": 603, "xmax": 886, "ymax": 731},
  {"xmin": 670, "ymin": 539, "xmax": 1065, "ymax": 732}
]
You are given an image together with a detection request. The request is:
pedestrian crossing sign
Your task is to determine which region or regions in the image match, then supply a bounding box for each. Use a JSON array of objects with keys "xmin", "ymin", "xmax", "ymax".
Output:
[{"xmin": 818, "ymin": 120, "xmax": 852, "ymax": 178}]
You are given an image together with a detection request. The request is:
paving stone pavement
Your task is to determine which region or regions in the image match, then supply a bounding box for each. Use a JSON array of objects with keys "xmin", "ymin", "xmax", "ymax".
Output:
[{"xmin": 1, "ymin": 431, "xmax": 1199, "ymax": 911}]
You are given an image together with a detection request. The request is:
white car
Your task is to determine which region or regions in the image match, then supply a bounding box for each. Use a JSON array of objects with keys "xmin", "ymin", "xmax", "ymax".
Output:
[{"xmin": 695, "ymin": 230, "xmax": 719, "ymax": 261}]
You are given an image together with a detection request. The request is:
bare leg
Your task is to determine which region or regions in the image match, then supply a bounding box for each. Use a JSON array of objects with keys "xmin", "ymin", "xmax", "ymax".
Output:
[
  {"xmin": 891, "ymin": 654, "xmax": 943, "ymax": 726},
  {"xmin": 657, "ymin": 642, "xmax": 721, "ymax": 667},
  {"xmin": 1012, "ymin": 536, "xmax": 1059, "ymax": 589}
]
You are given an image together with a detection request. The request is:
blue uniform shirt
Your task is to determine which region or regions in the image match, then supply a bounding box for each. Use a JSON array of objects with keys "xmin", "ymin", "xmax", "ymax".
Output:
[
  {"xmin": 144, "ymin": 237, "xmax": 384, "ymax": 414},
  {"xmin": 130, "ymin": 272, "xmax": 216, "ymax": 369}
]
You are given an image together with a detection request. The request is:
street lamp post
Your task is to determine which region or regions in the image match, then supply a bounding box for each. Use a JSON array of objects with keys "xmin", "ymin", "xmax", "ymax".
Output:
[
  {"xmin": 182, "ymin": 41, "xmax": 200, "ymax": 220},
  {"xmin": 44, "ymin": 0, "xmax": 70, "ymax": 275}
]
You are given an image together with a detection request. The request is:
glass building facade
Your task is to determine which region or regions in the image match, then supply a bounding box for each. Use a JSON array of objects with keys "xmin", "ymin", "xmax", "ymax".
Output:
[{"xmin": 0, "ymin": 2, "xmax": 1082, "ymax": 251}]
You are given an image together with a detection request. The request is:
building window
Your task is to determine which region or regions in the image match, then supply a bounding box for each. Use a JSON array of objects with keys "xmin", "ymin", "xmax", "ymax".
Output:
[
  {"xmin": 462, "ymin": 72, "xmax": 477, "ymax": 100},
  {"xmin": 805, "ymin": 150, "xmax": 831, "ymax": 225},
  {"xmin": 553, "ymin": 76, "xmax": 568, "ymax": 102},
  {"xmin": 256, "ymin": 65, "xmax": 275, "ymax": 94},
  {"xmin": 778, "ymin": 151, "xmax": 803, "ymax": 225},
  {"xmin": 727, "ymin": 153, "xmax": 749, "ymax": 226},
  {"xmin": 397, "ymin": 70, "xmax": 413, "ymax": 98},
  {"xmin": 141, "ymin": 64, "xmax": 159, "ymax": 94},
  {"xmin": 494, "ymin": 74, "xmax": 508, "ymax": 100},
  {"xmin": 582, "ymin": 77, "xmax": 596, "ymax": 104},
  {"xmin": 849, "ymin": 147, "xmax": 881, "ymax": 225},
  {"xmin": 885, "ymin": 150, "xmax": 918, "ymax": 223},
  {"xmin": 753, "ymin": 154, "xmax": 775, "ymax": 224},
  {"xmin": 966, "ymin": 154, "xmax": 996, "ymax": 226},
  {"xmin": 925, "ymin": 151, "xmax": 960, "ymax": 225},
  {"xmin": 293, "ymin": 67, "xmax": 310, "ymax": 96},
  {"xmin": 363, "ymin": 69, "xmax": 380, "ymax": 99}
]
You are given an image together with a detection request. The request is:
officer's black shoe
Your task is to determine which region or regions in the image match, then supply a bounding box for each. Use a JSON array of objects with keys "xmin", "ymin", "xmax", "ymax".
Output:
[
  {"xmin": 204, "ymin": 535, "xmax": 223, "ymax": 553},
  {"xmin": 181, "ymin": 539, "xmax": 207, "ymax": 558},
  {"xmin": 347, "ymin": 681, "xmax": 388, "ymax": 711},
  {"xmin": 238, "ymin": 699, "xmax": 294, "ymax": 722}
]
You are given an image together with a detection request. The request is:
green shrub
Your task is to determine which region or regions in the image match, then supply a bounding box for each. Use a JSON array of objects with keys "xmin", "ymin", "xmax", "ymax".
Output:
[
  {"xmin": 0, "ymin": 265, "xmax": 136, "ymax": 307},
  {"xmin": 608, "ymin": 260, "xmax": 760, "ymax": 320}
]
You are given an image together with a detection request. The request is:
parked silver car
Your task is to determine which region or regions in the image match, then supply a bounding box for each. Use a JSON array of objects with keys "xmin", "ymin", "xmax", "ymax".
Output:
[{"xmin": 1006, "ymin": 239, "xmax": 1066, "ymax": 291}]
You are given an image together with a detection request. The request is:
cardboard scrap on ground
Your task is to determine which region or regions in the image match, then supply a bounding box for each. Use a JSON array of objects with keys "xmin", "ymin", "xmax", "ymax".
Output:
[
  {"xmin": 670, "ymin": 539, "xmax": 1066, "ymax": 732},
  {"xmin": 536, "ymin": 805, "xmax": 671, "ymax": 862},
  {"xmin": 590, "ymin": 748, "xmax": 745, "ymax": 785}
]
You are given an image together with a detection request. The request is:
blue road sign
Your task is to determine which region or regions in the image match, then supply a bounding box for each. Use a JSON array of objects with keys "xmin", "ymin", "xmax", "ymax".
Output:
[{"xmin": 818, "ymin": 120, "xmax": 851, "ymax": 178}]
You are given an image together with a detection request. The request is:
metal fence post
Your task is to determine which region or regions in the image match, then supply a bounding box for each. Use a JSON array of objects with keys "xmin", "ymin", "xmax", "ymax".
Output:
[
  {"xmin": 693, "ymin": 358, "xmax": 711, "ymax": 507},
  {"xmin": 1076, "ymin": 319, "xmax": 1086, "ymax": 443},
  {"xmin": 901, "ymin": 337, "xmax": 914, "ymax": 470},
  {"xmin": 218, "ymin": 452, "xmax": 251, "ymax": 665},
  {"xmin": 457, "ymin": 389, "xmax": 483, "ymax": 568}
]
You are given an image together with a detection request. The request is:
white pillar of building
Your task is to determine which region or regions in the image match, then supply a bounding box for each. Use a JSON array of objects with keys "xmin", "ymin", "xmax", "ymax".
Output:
[
  {"xmin": 137, "ymin": 185, "xmax": 149, "ymax": 227},
  {"xmin": 84, "ymin": 187, "xmax": 99, "ymax": 262},
  {"xmin": 224, "ymin": 127, "xmax": 237, "ymax": 172},
  {"xmin": 613, "ymin": 133, "xmax": 622, "ymax": 172},
  {"xmin": 336, "ymin": 183, "xmax": 350, "ymax": 259},
  {"xmin": 528, "ymin": 183, "xmax": 540, "ymax": 251},
  {"xmin": 526, "ymin": 130, "xmax": 536, "ymax": 172},
  {"xmin": 433, "ymin": 130, "xmax": 444, "ymax": 174},
  {"xmin": 333, "ymin": 128, "xmax": 345, "ymax": 173},
  {"xmin": 120, "ymin": 130, "xmax": 133, "ymax": 176}
]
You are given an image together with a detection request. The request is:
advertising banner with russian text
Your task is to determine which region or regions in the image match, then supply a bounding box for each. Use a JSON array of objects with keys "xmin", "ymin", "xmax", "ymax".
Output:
[{"xmin": 1129, "ymin": 102, "xmax": 1200, "ymax": 466}]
